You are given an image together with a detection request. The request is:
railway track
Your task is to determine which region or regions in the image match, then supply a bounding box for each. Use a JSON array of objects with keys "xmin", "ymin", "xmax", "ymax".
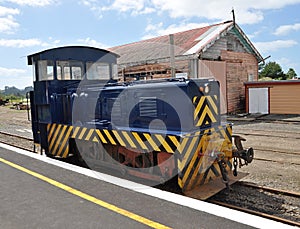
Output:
[
  {"xmin": 209, "ymin": 200, "xmax": 300, "ymax": 227},
  {"xmin": 254, "ymin": 157, "xmax": 300, "ymax": 166},
  {"xmin": 240, "ymin": 181, "xmax": 300, "ymax": 198},
  {"xmin": 261, "ymin": 119, "xmax": 300, "ymax": 125},
  {"xmin": 231, "ymin": 117, "xmax": 300, "ymax": 126},
  {"xmin": 250, "ymin": 148, "xmax": 300, "ymax": 165},
  {"xmin": 0, "ymin": 131, "xmax": 34, "ymax": 152},
  {"xmin": 233, "ymin": 130, "xmax": 300, "ymax": 165},
  {"xmin": 1, "ymin": 131, "xmax": 300, "ymax": 226},
  {"xmin": 209, "ymin": 181, "xmax": 300, "ymax": 227},
  {"xmin": 234, "ymin": 131, "xmax": 300, "ymax": 140},
  {"xmin": 0, "ymin": 131, "xmax": 33, "ymax": 141}
]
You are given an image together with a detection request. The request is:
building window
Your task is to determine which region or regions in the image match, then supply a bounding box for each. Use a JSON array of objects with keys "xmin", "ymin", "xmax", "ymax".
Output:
[{"xmin": 248, "ymin": 73, "xmax": 254, "ymax": 81}]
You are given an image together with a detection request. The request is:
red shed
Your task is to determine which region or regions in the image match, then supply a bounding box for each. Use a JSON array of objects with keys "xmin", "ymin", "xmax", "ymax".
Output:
[{"xmin": 245, "ymin": 80, "xmax": 300, "ymax": 114}]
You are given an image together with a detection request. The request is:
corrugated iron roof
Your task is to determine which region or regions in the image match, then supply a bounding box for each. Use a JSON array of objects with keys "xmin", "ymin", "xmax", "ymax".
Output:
[{"xmin": 109, "ymin": 21, "xmax": 263, "ymax": 65}]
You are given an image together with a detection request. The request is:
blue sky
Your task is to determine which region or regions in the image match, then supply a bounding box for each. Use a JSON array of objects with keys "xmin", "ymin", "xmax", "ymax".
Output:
[{"xmin": 0, "ymin": 0, "xmax": 300, "ymax": 89}]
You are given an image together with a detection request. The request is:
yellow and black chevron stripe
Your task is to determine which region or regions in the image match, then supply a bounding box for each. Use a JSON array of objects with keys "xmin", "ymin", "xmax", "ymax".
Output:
[
  {"xmin": 47, "ymin": 124, "xmax": 181, "ymax": 157},
  {"xmin": 47, "ymin": 124, "xmax": 73, "ymax": 158},
  {"xmin": 193, "ymin": 95, "xmax": 218, "ymax": 127},
  {"xmin": 47, "ymin": 123, "xmax": 233, "ymax": 192},
  {"xmin": 177, "ymin": 124, "xmax": 232, "ymax": 192}
]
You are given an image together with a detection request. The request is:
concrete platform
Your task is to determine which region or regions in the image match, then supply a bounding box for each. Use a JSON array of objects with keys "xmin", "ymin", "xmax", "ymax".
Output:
[{"xmin": 0, "ymin": 143, "xmax": 294, "ymax": 229}]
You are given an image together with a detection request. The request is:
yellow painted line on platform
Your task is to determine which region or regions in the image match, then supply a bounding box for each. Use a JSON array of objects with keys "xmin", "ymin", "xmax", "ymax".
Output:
[{"xmin": 0, "ymin": 157, "xmax": 171, "ymax": 229}]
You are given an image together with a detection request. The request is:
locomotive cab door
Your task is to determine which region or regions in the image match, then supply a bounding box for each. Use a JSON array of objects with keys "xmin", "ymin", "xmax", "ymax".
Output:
[{"xmin": 29, "ymin": 90, "xmax": 40, "ymax": 146}]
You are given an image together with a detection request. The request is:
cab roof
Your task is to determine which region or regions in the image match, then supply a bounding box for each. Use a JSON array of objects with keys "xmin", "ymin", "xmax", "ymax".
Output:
[{"xmin": 27, "ymin": 46, "xmax": 119, "ymax": 65}]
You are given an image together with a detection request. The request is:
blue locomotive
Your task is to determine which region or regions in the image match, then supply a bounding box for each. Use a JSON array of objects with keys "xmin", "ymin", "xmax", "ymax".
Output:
[{"xmin": 28, "ymin": 46, "xmax": 253, "ymax": 197}]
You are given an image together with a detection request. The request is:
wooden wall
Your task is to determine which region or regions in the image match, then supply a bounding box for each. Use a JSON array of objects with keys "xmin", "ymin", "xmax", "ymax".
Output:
[
  {"xmin": 201, "ymin": 33, "xmax": 259, "ymax": 114},
  {"xmin": 270, "ymin": 83, "xmax": 300, "ymax": 114},
  {"xmin": 198, "ymin": 60, "xmax": 227, "ymax": 114},
  {"xmin": 221, "ymin": 50, "xmax": 258, "ymax": 113}
]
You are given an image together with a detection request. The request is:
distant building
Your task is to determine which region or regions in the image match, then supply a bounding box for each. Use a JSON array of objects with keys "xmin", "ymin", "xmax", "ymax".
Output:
[
  {"xmin": 245, "ymin": 80, "xmax": 300, "ymax": 114},
  {"xmin": 110, "ymin": 21, "xmax": 263, "ymax": 114}
]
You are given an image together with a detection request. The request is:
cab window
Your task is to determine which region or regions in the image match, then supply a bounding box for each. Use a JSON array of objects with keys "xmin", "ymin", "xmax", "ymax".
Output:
[
  {"xmin": 112, "ymin": 64, "xmax": 119, "ymax": 80},
  {"xmin": 56, "ymin": 61, "xmax": 83, "ymax": 80},
  {"xmin": 37, "ymin": 60, "xmax": 54, "ymax": 81},
  {"xmin": 86, "ymin": 62, "xmax": 110, "ymax": 80},
  {"xmin": 32, "ymin": 62, "xmax": 36, "ymax": 81}
]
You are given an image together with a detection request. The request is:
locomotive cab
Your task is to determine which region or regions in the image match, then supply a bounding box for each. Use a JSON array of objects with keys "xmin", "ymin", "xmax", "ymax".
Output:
[{"xmin": 27, "ymin": 46, "xmax": 119, "ymax": 152}]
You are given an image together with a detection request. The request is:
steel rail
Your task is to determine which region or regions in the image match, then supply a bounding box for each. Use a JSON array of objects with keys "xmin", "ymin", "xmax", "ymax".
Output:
[
  {"xmin": 253, "ymin": 157, "xmax": 300, "ymax": 166},
  {"xmin": 238, "ymin": 181, "xmax": 300, "ymax": 198},
  {"xmin": 233, "ymin": 131, "xmax": 300, "ymax": 140},
  {"xmin": 0, "ymin": 139, "xmax": 34, "ymax": 153},
  {"xmin": 209, "ymin": 200, "xmax": 300, "ymax": 227},
  {"xmin": 0, "ymin": 131, "xmax": 33, "ymax": 141},
  {"xmin": 253, "ymin": 147, "xmax": 300, "ymax": 156}
]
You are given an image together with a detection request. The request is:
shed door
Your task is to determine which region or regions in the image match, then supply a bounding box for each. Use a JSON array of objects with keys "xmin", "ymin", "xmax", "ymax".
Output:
[{"xmin": 249, "ymin": 88, "xmax": 269, "ymax": 114}]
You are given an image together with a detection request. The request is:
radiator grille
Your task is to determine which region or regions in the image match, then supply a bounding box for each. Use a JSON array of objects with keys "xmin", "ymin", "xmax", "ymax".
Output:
[{"xmin": 139, "ymin": 97, "xmax": 157, "ymax": 117}]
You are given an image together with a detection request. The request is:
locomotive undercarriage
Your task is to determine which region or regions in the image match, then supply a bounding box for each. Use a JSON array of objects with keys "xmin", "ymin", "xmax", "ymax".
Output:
[{"xmin": 72, "ymin": 139, "xmax": 177, "ymax": 184}]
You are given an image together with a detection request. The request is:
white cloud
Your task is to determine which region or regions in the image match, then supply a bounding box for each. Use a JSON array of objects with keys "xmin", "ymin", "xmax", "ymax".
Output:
[
  {"xmin": 0, "ymin": 1, "xmax": 60, "ymax": 34},
  {"xmin": 79, "ymin": 0, "xmax": 104, "ymax": 19},
  {"xmin": 5, "ymin": 0, "xmax": 59, "ymax": 7},
  {"xmin": 151, "ymin": 0, "xmax": 300, "ymax": 22},
  {"xmin": 0, "ymin": 6, "xmax": 20, "ymax": 33},
  {"xmin": 274, "ymin": 57, "xmax": 299, "ymax": 74},
  {"xmin": 248, "ymin": 0, "xmax": 300, "ymax": 9},
  {"xmin": 84, "ymin": 0, "xmax": 300, "ymax": 25},
  {"xmin": 77, "ymin": 37, "xmax": 108, "ymax": 48},
  {"xmin": 254, "ymin": 40, "xmax": 298, "ymax": 54},
  {"xmin": 0, "ymin": 66, "xmax": 26, "ymax": 76},
  {"xmin": 48, "ymin": 37, "xmax": 60, "ymax": 45},
  {"xmin": 150, "ymin": 0, "xmax": 267, "ymax": 24},
  {"xmin": 274, "ymin": 23, "xmax": 300, "ymax": 36},
  {"xmin": 0, "ymin": 38, "xmax": 49, "ymax": 48},
  {"xmin": 0, "ymin": 67, "xmax": 32, "ymax": 89},
  {"xmin": 0, "ymin": 15, "xmax": 19, "ymax": 33},
  {"xmin": 81, "ymin": 0, "xmax": 155, "ymax": 17},
  {"xmin": 106, "ymin": 0, "xmax": 155, "ymax": 15},
  {"xmin": 107, "ymin": 0, "xmax": 145, "ymax": 12},
  {"xmin": 143, "ymin": 22, "xmax": 210, "ymax": 40},
  {"xmin": 0, "ymin": 37, "xmax": 105, "ymax": 50},
  {"xmin": 139, "ymin": 7, "xmax": 155, "ymax": 15},
  {"xmin": 0, "ymin": 5, "xmax": 20, "ymax": 16}
]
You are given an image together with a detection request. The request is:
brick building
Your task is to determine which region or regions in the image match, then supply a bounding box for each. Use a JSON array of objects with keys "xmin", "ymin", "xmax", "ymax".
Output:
[{"xmin": 110, "ymin": 21, "xmax": 263, "ymax": 114}]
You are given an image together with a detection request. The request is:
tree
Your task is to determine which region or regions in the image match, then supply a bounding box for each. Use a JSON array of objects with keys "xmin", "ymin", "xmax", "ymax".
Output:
[
  {"xmin": 286, "ymin": 68, "xmax": 297, "ymax": 79},
  {"xmin": 259, "ymin": 61, "xmax": 285, "ymax": 80}
]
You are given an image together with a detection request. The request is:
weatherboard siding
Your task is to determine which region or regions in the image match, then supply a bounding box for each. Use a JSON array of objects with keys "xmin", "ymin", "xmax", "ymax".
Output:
[
  {"xmin": 202, "ymin": 33, "xmax": 249, "ymax": 61},
  {"xmin": 270, "ymin": 84, "xmax": 300, "ymax": 114}
]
